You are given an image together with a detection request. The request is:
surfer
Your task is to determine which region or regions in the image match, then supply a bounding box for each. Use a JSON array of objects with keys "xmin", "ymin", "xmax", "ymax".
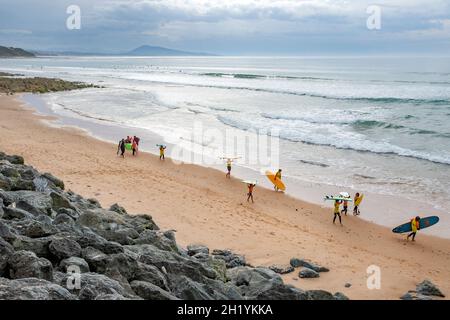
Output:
[
  {"xmin": 132, "ymin": 139, "xmax": 138, "ymax": 156},
  {"xmin": 226, "ymin": 158, "xmax": 233, "ymax": 179},
  {"xmin": 247, "ymin": 183, "xmax": 256, "ymax": 203},
  {"xmin": 333, "ymin": 200, "xmax": 343, "ymax": 226},
  {"xmin": 117, "ymin": 138, "xmax": 126, "ymax": 158},
  {"xmin": 353, "ymin": 193, "xmax": 361, "ymax": 215},
  {"xmin": 159, "ymin": 145, "xmax": 167, "ymax": 160},
  {"xmin": 341, "ymin": 197, "xmax": 350, "ymax": 216},
  {"xmin": 274, "ymin": 169, "xmax": 282, "ymax": 191},
  {"xmin": 407, "ymin": 216, "xmax": 421, "ymax": 241}
]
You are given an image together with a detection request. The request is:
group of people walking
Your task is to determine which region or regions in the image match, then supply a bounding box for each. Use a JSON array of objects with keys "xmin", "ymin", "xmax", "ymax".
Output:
[{"xmin": 117, "ymin": 136, "xmax": 140, "ymax": 158}]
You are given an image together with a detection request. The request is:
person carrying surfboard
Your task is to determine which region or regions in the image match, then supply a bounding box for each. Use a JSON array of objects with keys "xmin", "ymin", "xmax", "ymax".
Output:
[
  {"xmin": 274, "ymin": 169, "xmax": 282, "ymax": 191},
  {"xmin": 333, "ymin": 199, "xmax": 343, "ymax": 226},
  {"xmin": 407, "ymin": 216, "xmax": 421, "ymax": 241},
  {"xmin": 132, "ymin": 139, "xmax": 138, "ymax": 156},
  {"xmin": 353, "ymin": 193, "xmax": 362, "ymax": 215},
  {"xmin": 341, "ymin": 197, "xmax": 350, "ymax": 216},
  {"xmin": 158, "ymin": 145, "xmax": 167, "ymax": 160},
  {"xmin": 246, "ymin": 183, "xmax": 256, "ymax": 203},
  {"xmin": 117, "ymin": 138, "xmax": 126, "ymax": 158}
]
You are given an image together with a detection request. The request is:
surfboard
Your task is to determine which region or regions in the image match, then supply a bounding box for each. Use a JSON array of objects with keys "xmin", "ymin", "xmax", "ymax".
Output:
[
  {"xmin": 354, "ymin": 194, "xmax": 364, "ymax": 206},
  {"xmin": 340, "ymin": 192, "xmax": 350, "ymax": 198},
  {"xmin": 392, "ymin": 216, "xmax": 439, "ymax": 234},
  {"xmin": 125, "ymin": 143, "xmax": 133, "ymax": 151},
  {"xmin": 324, "ymin": 195, "xmax": 353, "ymax": 202},
  {"xmin": 266, "ymin": 171, "xmax": 286, "ymax": 191},
  {"xmin": 242, "ymin": 180, "xmax": 257, "ymax": 185}
]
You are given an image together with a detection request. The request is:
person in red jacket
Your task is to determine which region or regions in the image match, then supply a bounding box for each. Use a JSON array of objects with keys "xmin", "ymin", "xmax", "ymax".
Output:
[{"xmin": 407, "ymin": 216, "xmax": 421, "ymax": 241}]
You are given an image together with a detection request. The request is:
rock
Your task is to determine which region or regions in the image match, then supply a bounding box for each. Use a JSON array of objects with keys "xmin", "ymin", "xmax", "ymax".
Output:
[
  {"xmin": 0, "ymin": 153, "xmax": 25, "ymax": 165},
  {"xmin": 227, "ymin": 267, "xmax": 308, "ymax": 300},
  {"xmin": 0, "ymin": 237, "xmax": 14, "ymax": 276},
  {"xmin": 0, "ymin": 220, "xmax": 17, "ymax": 242},
  {"xmin": 268, "ymin": 265, "xmax": 295, "ymax": 275},
  {"xmin": 60, "ymin": 257, "xmax": 90, "ymax": 273},
  {"xmin": 299, "ymin": 267, "xmax": 320, "ymax": 278},
  {"xmin": 50, "ymin": 191, "xmax": 73, "ymax": 210},
  {"xmin": 168, "ymin": 275, "xmax": 215, "ymax": 300},
  {"xmin": 11, "ymin": 235, "xmax": 53, "ymax": 258},
  {"xmin": 0, "ymin": 174, "xmax": 12, "ymax": 191},
  {"xmin": 49, "ymin": 238, "xmax": 82, "ymax": 260},
  {"xmin": 416, "ymin": 280, "xmax": 445, "ymax": 297},
  {"xmin": 53, "ymin": 213, "xmax": 75, "ymax": 225},
  {"xmin": 132, "ymin": 262, "xmax": 169, "ymax": 290},
  {"xmin": 212, "ymin": 249, "xmax": 247, "ymax": 268},
  {"xmin": 21, "ymin": 220, "xmax": 58, "ymax": 238},
  {"xmin": 8, "ymin": 250, "xmax": 53, "ymax": 281},
  {"xmin": 82, "ymin": 247, "xmax": 111, "ymax": 273},
  {"xmin": 400, "ymin": 291, "xmax": 433, "ymax": 300},
  {"xmin": 109, "ymin": 203, "xmax": 127, "ymax": 215},
  {"xmin": 334, "ymin": 292, "xmax": 349, "ymax": 300},
  {"xmin": 134, "ymin": 230, "xmax": 179, "ymax": 252},
  {"xmin": 290, "ymin": 258, "xmax": 329, "ymax": 272},
  {"xmin": 5, "ymin": 191, "xmax": 53, "ymax": 216},
  {"xmin": 130, "ymin": 280, "xmax": 179, "ymax": 300},
  {"xmin": 306, "ymin": 290, "xmax": 335, "ymax": 300},
  {"xmin": 187, "ymin": 244, "xmax": 209, "ymax": 256},
  {"xmin": 0, "ymin": 278, "xmax": 75, "ymax": 300},
  {"xmin": 57, "ymin": 208, "xmax": 80, "ymax": 220},
  {"xmin": 94, "ymin": 294, "xmax": 130, "ymax": 300},
  {"xmin": 128, "ymin": 244, "xmax": 217, "ymax": 283},
  {"xmin": 63, "ymin": 272, "xmax": 135, "ymax": 300},
  {"xmin": 41, "ymin": 173, "xmax": 65, "ymax": 190},
  {"xmin": 2, "ymin": 206, "xmax": 34, "ymax": 220},
  {"xmin": 345, "ymin": 282, "xmax": 352, "ymax": 288}
]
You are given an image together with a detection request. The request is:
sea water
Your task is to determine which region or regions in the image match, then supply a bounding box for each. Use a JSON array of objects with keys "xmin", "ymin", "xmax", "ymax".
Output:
[{"xmin": 1, "ymin": 56, "xmax": 449, "ymax": 234}]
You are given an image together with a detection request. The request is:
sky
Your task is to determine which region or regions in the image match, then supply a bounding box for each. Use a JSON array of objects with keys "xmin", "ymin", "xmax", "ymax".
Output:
[{"xmin": 0, "ymin": 0, "xmax": 449, "ymax": 55}]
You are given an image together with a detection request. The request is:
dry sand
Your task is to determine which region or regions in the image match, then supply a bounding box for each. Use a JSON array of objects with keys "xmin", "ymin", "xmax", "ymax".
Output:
[{"xmin": 1, "ymin": 93, "xmax": 449, "ymax": 300}]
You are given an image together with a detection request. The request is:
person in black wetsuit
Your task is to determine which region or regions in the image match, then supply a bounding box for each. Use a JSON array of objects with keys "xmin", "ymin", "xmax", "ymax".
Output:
[{"xmin": 117, "ymin": 139, "xmax": 126, "ymax": 158}]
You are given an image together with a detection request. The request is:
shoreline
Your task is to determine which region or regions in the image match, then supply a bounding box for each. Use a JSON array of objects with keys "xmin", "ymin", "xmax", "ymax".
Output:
[
  {"xmin": 1, "ymin": 93, "xmax": 450, "ymax": 299},
  {"xmin": 20, "ymin": 93, "xmax": 450, "ymax": 239}
]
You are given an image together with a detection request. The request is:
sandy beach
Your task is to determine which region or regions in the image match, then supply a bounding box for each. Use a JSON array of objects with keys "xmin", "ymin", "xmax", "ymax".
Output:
[{"xmin": 1, "ymin": 93, "xmax": 449, "ymax": 300}]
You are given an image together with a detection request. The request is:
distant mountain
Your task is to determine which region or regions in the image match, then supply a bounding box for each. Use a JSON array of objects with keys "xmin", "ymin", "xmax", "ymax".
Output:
[
  {"xmin": 29, "ymin": 45, "xmax": 215, "ymax": 57},
  {"xmin": 0, "ymin": 46, "xmax": 35, "ymax": 58},
  {"xmin": 125, "ymin": 45, "xmax": 214, "ymax": 56}
]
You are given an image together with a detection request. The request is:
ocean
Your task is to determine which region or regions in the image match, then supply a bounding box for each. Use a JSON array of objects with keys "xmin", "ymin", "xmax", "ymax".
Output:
[{"xmin": 1, "ymin": 55, "xmax": 449, "ymax": 234}]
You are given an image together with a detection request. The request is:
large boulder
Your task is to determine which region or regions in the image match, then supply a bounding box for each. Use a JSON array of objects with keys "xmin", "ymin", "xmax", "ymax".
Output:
[
  {"xmin": 0, "ymin": 153, "xmax": 24, "ymax": 165},
  {"xmin": 130, "ymin": 280, "xmax": 178, "ymax": 300},
  {"xmin": 212, "ymin": 249, "xmax": 247, "ymax": 268},
  {"xmin": 49, "ymin": 238, "xmax": 82, "ymax": 260},
  {"xmin": 8, "ymin": 250, "xmax": 53, "ymax": 281},
  {"xmin": 0, "ymin": 237, "xmax": 14, "ymax": 276},
  {"xmin": 61, "ymin": 272, "xmax": 136, "ymax": 300},
  {"xmin": 0, "ymin": 278, "xmax": 75, "ymax": 300}
]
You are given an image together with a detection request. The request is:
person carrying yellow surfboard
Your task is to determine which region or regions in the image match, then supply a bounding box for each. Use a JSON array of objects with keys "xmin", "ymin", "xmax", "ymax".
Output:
[
  {"xmin": 158, "ymin": 145, "xmax": 167, "ymax": 160},
  {"xmin": 333, "ymin": 199, "xmax": 343, "ymax": 226},
  {"xmin": 274, "ymin": 169, "xmax": 282, "ymax": 191},
  {"xmin": 407, "ymin": 216, "xmax": 421, "ymax": 241},
  {"xmin": 353, "ymin": 192, "xmax": 363, "ymax": 216}
]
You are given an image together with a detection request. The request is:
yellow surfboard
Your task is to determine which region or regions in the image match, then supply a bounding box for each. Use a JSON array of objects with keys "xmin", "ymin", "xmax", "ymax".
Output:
[
  {"xmin": 266, "ymin": 171, "xmax": 286, "ymax": 191},
  {"xmin": 355, "ymin": 194, "xmax": 364, "ymax": 206}
]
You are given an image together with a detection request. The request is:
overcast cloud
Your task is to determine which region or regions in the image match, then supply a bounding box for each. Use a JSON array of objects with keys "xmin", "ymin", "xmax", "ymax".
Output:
[{"xmin": 0, "ymin": 0, "xmax": 449, "ymax": 54}]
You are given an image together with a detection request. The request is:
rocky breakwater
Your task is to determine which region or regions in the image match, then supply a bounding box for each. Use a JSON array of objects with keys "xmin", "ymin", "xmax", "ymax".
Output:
[{"xmin": 0, "ymin": 151, "xmax": 347, "ymax": 300}]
